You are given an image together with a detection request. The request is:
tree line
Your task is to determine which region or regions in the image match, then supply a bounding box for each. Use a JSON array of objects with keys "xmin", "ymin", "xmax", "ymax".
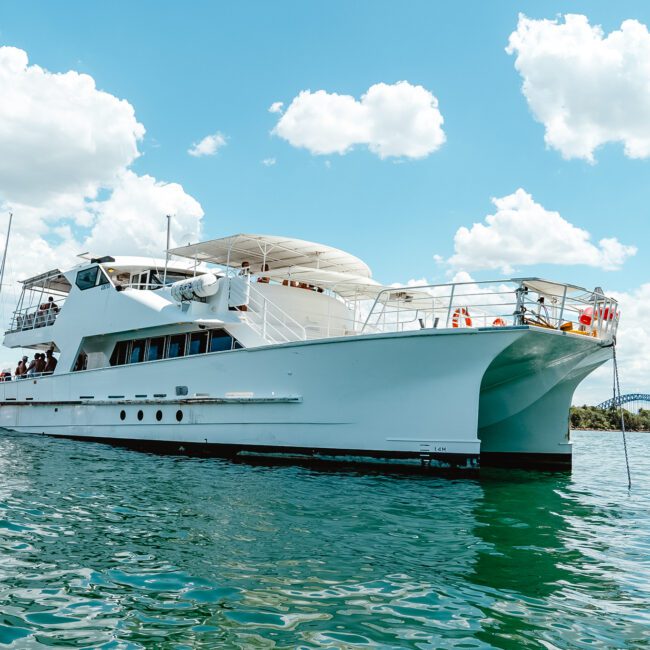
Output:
[{"xmin": 570, "ymin": 406, "xmax": 650, "ymax": 431}]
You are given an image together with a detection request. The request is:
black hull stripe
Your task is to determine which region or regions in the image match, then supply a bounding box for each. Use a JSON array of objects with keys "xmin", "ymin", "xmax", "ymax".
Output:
[{"xmin": 29, "ymin": 433, "xmax": 571, "ymax": 471}]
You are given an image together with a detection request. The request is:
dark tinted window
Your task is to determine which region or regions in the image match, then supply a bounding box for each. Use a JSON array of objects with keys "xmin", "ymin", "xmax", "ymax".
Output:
[
  {"xmin": 110, "ymin": 341, "xmax": 129, "ymax": 366},
  {"xmin": 167, "ymin": 334, "xmax": 186, "ymax": 358},
  {"xmin": 129, "ymin": 340, "xmax": 146, "ymax": 364},
  {"xmin": 209, "ymin": 329, "xmax": 234, "ymax": 352},
  {"xmin": 188, "ymin": 331, "xmax": 208, "ymax": 355},
  {"xmin": 97, "ymin": 269, "xmax": 110, "ymax": 286},
  {"xmin": 76, "ymin": 266, "xmax": 99, "ymax": 290},
  {"xmin": 73, "ymin": 352, "xmax": 88, "ymax": 372},
  {"xmin": 147, "ymin": 337, "xmax": 165, "ymax": 361}
]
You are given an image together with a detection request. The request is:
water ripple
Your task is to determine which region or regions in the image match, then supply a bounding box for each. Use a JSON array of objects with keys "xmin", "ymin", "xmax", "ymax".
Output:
[{"xmin": 0, "ymin": 431, "xmax": 649, "ymax": 647}]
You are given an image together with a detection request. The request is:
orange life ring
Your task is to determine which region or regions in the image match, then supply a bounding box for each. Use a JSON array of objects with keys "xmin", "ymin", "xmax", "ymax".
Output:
[
  {"xmin": 492, "ymin": 318, "xmax": 506, "ymax": 327},
  {"xmin": 452, "ymin": 307, "xmax": 472, "ymax": 328}
]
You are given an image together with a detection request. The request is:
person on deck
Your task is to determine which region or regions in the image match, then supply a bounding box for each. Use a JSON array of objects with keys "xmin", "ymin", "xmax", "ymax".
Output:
[
  {"xmin": 34, "ymin": 353, "xmax": 46, "ymax": 374},
  {"xmin": 15, "ymin": 356, "xmax": 27, "ymax": 377},
  {"xmin": 44, "ymin": 349, "xmax": 58, "ymax": 374}
]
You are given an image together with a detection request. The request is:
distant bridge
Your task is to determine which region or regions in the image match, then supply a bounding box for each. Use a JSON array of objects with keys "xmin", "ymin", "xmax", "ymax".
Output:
[{"xmin": 596, "ymin": 393, "xmax": 650, "ymax": 411}]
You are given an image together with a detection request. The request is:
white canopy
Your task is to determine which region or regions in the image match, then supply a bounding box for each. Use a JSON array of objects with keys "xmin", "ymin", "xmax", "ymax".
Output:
[
  {"xmin": 263, "ymin": 266, "xmax": 437, "ymax": 303},
  {"xmin": 169, "ymin": 234, "xmax": 372, "ymax": 278},
  {"xmin": 519, "ymin": 278, "xmax": 590, "ymax": 299},
  {"xmin": 263, "ymin": 266, "xmax": 383, "ymax": 299}
]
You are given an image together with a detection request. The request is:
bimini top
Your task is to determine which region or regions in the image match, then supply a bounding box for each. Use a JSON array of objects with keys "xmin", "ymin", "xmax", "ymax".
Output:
[{"xmin": 169, "ymin": 234, "xmax": 372, "ymax": 278}]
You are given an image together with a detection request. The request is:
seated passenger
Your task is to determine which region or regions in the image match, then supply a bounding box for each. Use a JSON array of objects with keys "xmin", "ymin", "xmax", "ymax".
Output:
[
  {"xmin": 258, "ymin": 263, "xmax": 270, "ymax": 283},
  {"xmin": 44, "ymin": 349, "xmax": 58, "ymax": 374}
]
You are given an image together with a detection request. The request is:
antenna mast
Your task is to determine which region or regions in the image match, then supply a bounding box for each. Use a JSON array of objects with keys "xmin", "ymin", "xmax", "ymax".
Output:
[
  {"xmin": 163, "ymin": 214, "xmax": 171, "ymax": 285},
  {"xmin": 0, "ymin": 212, "xmax": 13, "ymax": 298}
]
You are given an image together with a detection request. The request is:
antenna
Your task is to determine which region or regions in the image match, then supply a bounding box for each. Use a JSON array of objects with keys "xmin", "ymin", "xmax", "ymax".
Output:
[
  {"xmin": 163, "ymin": 215, "xmax": 171, "ymax": 285},
  {"xmin": 0, "ymin": 212, "xmax": 13, "ymax": 298}
]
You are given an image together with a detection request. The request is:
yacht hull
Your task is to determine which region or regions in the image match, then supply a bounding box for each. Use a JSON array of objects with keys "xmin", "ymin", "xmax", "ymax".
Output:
[{"xmin": 0, "ymin": 327, "xmax": 610, "ymax": 470}]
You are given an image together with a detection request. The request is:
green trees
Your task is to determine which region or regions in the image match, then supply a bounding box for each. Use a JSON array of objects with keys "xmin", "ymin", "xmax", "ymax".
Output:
[{"xmin": 570, "ymin": 406, "xmax": 650, "ymax": 431}]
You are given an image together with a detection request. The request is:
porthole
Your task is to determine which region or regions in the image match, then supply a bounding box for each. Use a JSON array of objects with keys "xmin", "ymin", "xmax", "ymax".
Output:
[
  {"xmin": 156, "ymin": 410, "xmax": 163, "ymax": 422},
  {"xmin": 176, "ymin": 410, "xmax": 183, "ymax": 422},
  {"xmin": 137, "ymin": 410, "xmax": 144, "ymax": 421},
  {"xmin": 120, "ymin": 410, "xmax": 126, "ymax": 421}
]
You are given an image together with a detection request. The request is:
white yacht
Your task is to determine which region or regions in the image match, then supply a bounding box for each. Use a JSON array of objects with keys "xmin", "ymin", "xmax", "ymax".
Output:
[{"xmin": 0, "ymin": 234, "xmax": 619, "ymax": 470}]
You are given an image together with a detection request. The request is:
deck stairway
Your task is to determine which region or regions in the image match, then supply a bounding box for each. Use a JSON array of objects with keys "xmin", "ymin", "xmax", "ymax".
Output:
[{"xmin": 245, "ymin": 283, "xmax": 307, "ymax": 344}]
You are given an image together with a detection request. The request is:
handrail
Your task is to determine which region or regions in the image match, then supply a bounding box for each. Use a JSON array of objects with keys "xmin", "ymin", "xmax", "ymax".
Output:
[
  {"xmin": 246, "ymin": 283, "xmax": 307, "ymax": 344},
  {"xmin": 359, "ymin": 278, "xmax": 619, "ymax": 342}
]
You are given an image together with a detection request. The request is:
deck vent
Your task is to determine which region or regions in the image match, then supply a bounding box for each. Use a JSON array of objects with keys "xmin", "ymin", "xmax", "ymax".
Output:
[{"xmin": 176, "ymin": 386, "xmax": 189, "ymax": 396}]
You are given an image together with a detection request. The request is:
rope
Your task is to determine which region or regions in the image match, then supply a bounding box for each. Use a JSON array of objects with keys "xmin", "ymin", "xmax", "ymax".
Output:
[{"xmin": 612, "ymin": 345, "xmax": 632, "ymax": 489}]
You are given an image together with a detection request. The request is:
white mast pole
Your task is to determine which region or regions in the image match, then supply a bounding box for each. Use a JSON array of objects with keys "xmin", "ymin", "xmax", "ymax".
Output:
[
  {"xmin": 0, "ymin": 212, "xmax": 13, "ymax": 298},
  {"xmin": 163, "ymin": 214, "xmax": 171, "ymax": 285}
]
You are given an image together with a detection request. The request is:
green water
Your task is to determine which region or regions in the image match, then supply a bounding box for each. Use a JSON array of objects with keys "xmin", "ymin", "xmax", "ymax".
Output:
[{"xmin": 0, "ymin": 431, "xmax": 648, "ymax": 649}]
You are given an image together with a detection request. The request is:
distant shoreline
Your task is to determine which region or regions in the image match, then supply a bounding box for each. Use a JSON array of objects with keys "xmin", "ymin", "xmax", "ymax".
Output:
[{"xmin": 571, "ymin": 428, "xmax": 649, "ymax": 433}]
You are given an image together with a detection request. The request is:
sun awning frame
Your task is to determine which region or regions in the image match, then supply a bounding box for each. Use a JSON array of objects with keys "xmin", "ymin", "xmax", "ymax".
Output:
[{"xmin": 169, "ymin": 234, "xmax": 372, "ymax": 278}]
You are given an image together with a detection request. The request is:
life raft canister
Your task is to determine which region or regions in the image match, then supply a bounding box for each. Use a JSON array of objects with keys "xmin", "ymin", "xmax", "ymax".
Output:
[
  {"xmin": 578, "ymin": 306, "xmax": 616, "ymax": 326},
  {"xmin": 452, "ymin": 307, "xmax": 472, "ymax": 328},
  {"xmin": 492, "ymin": 317, "xmax": 506, "ymax": 327}
]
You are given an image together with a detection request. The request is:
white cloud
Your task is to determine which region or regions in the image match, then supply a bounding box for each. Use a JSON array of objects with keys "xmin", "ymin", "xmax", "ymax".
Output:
[
  {"xmin": 447, "ymin": 189, "xmax": 636, "ymax": 273},
  {"xmin": 187, "ymin": 132, "xmax": 227, "ymax": 157},
  {"xmin": 0, "ymin": 46, "xmax": 144, "ymax": 205},
  {"xmin": 268, "ymin": 101, "xmax": 284, "ymax": 114},
  {"xmin": 84, "ymin": 171, "xmax": 203, "ymax": 256},
  {"xmin": 272, "ymin": 81, "xmax": 445, "ymax": 159},
  {"xmin": 261, "ymin": 157, "xmax": 276, "ymax": 167},
  {"xmin": 507, "ymin": 14, "xmax": 650, "ymax": 161},
  {"xmin": 0, "ymin": 45, "xmax": 203, "ymax": 297}
]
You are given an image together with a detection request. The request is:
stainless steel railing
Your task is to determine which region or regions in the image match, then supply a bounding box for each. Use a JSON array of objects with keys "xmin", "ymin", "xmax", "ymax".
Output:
[{"xmin": 359, "ymin": 279, "xmax": 619, "ymax": 341}]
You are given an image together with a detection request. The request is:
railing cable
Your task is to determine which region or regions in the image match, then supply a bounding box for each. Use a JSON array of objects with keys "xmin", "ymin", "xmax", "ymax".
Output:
[{"xmin": 612, "ymin": 344, "xmax": 632, "ymax": 489}]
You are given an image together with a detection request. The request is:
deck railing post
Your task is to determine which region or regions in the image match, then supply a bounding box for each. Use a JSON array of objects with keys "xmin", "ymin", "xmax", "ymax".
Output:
[
  {"xmin": 558, "ymin": 285, "xmax": 567, "ymax": 330},
  {"xmin": 445, "ymin": 285, "xmax": 456, "ymax": 328}
]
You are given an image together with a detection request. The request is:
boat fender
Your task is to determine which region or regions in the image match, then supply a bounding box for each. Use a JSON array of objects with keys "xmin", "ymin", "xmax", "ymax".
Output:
[
  {"xmin": 452, "ymin": 307, "xmax": 472, "ymax": 328},
  {"xmin": 170, "ymin": 274, "xmax": 220, "ymax": 302},
  {"xmin": 578, "ymin": 306, "xmax": 618, "ymax": 326},
  {"xmin": 492, "ymin": 318, "xmax": 506, "ymax": 327}
]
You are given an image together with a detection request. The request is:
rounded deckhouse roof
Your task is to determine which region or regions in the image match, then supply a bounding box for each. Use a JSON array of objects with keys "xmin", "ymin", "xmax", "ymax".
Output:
[{"xmin": 169, "ymin": 234, "xmax": 372, "ymax": 278}]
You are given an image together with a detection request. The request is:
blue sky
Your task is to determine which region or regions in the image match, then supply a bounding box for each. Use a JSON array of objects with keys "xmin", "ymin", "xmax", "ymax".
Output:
[
  {"xmin": 0, "ymin": 1, "xmax": 649, "ymax": 401},
  {"xmin": 2, "ymin": 0, "xmax": 648, "ymax": 289}
]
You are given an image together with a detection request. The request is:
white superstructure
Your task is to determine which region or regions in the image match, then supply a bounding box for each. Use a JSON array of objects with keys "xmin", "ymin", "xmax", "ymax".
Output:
[{"xmin": 0, "ymin": 234, "xmax": 619, "ymax": 470}]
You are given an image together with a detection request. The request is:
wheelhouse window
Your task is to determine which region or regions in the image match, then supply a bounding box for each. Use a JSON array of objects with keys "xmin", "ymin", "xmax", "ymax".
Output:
[
  {"xmin": 76, "ymin": 266, "xmax": 111, "ymax": 291},
  {"xmin": 167, "ymin": 334, "xmax": 186, "ymax": 359},
  {"xmin": 76, "ymin": 266, "xmax": 99, "ymax": 290},
  {"xmin": 146, "ymin": 337, "xmax": 165, "ymax": 361},
  {"xmin": 129, "ymin": 339, "xmax": 146, "ymax": 364}
]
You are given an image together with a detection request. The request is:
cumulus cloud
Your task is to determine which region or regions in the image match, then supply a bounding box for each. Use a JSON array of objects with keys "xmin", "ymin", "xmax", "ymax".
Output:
[
  {"xmin": 268, "ymin": 101, "xmax": 284, "ymax": 114},
  {"xmin": 507, "ymin": 14, "xmax": 650, "ymax": 161},
  {"xmin": 272, "ymin": 81, "xmax": 445, "ymax": 159},
  {"xmin": 0, "ymin": 45, "xmax": 203, "ymax": 290},
  {"xmin": 0, "ymin": 46, "xmax": 145, "ymax": 205},
  {"xmin": 84, "ymin": 171, "xmax": 203, "ymax": 256},
  {"xmin": 261, "ymin": 157, "xmax": 276, "ymax": 167},
  {"xmin": 447, "ymin": 189, "xmax": 636, "ymax": 273},
  {"xmin": 187, "ymin": 132, "xmax": 227, "ymax": 157}
]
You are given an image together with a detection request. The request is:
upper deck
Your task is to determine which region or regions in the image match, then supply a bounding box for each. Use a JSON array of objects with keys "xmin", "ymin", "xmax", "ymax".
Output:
[{"xmin": 3, "ymin": 236, "xmax": 619, "ymax": 379}]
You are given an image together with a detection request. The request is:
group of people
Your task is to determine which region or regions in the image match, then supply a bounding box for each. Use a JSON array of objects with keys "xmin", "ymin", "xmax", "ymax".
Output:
[
  {"xmin": 2, "ymin": 349, "xmax": 58, "ymax": 381},
  {"xmin": 16, "ymin": 296, "xmax": 60, "ymax": 330}
]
